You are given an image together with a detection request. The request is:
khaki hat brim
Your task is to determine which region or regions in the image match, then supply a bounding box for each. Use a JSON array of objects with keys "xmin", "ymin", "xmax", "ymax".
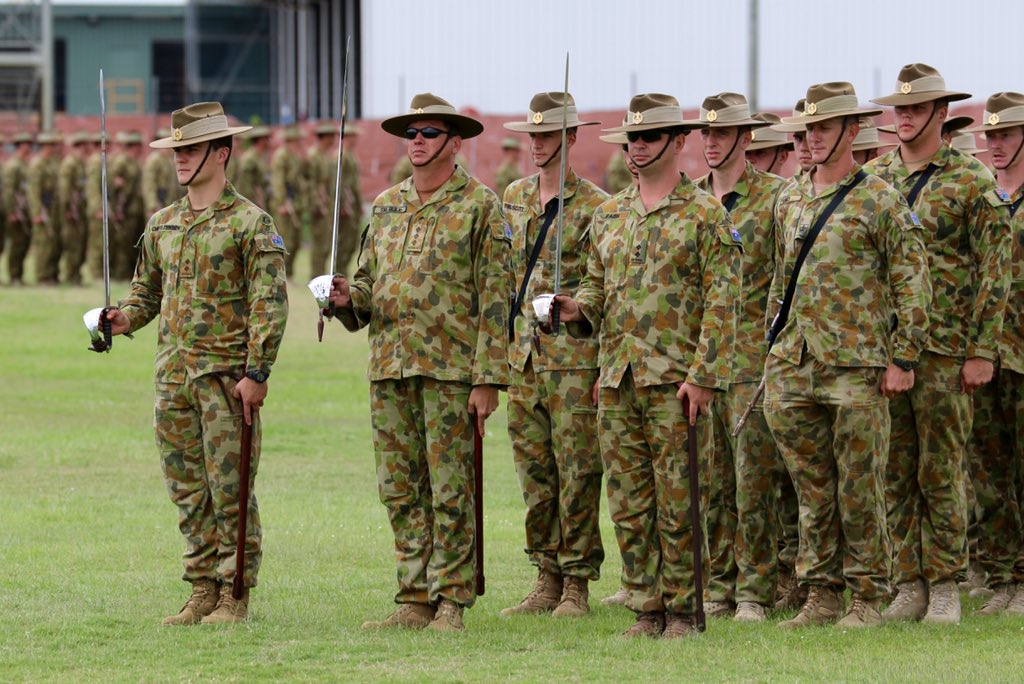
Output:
[
  {"xmin": 503, "ymin": 121, "xmax": 600, "ymax": 133},
  {"xmin": 964, "ymin": 121, "xmax": 1024, "ymax": 134},
  {"xmin": 781, "ymin": 106, "xmax": 883, "ymax": 125},
  {"xmin": 150, "ymin": 125, "xmax": 251, "ymax": 149},
  {"xmin": 599, "ymin": 133, "xmax": 629, "ymax": 145},
  {"xmin": 877, "ymin": 124, "xmax": 896, "ymax": 134},
  {"xmin": 703, "ymin": 119, "xmax": 774, "ymax": 129},
  {"xmin": 603, "ymin": 121, "xmax": 706, "ymax": 134},
  {"xmin": 771, "ymin": 122, "xmax": 806, "ymax": 133},
  {"xmin": 747, "ymin": 139, "xmax": 795, "ymax": 151},
  {"xmin": 871, "ymin": 91, "xmax": 971, "ymax": 106},
  {"xmin": 381, "ymin": 113, "xmax": 483, "ymax": 139}
]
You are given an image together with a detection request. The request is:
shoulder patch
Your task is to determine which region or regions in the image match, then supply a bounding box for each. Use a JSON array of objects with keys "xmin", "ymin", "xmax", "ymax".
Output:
[
  {"xmin": 270, "ymin": 234, "xmax": 285, "ymax": 249},
  {"xmin": 731, "ymin": 228, "xmax": 743, "ymax": 243},
  {"xmin": 997, "ymin": 188, "xmax": 1011, "ymax": 202},
  {"xmin": 374, "ymin": 204, "xmax": 407, "ymax": 214},
  {"xmin": 984, "ymin": 188, "xmax": 1011, "ymax": 207},
  {"xmin": 909, "ymin": 212, "xmax": 921, "ymax": 227},
  {"xmin": 504, "ymin": 222, "xmax": 513, "ymax": 241}
]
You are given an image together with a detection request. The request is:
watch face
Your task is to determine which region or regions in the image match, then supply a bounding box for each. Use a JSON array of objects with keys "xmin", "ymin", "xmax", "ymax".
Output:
[{"xmin": 248, "ymin": 370, "xmax": 268, "ymax": 383}]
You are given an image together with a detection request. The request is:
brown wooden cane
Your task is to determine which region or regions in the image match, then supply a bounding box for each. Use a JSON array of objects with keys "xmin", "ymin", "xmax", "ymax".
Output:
[
  {"xmin": 232, "ymin": 419, "xmax": 253, "ymax": 600},
  {"xmin": 473, "ymin": 422, "xmax": 485, "ymax": 596},
  {"xmin": 686, "ymin": 406, "xmax": 706, "ymax": 631}
]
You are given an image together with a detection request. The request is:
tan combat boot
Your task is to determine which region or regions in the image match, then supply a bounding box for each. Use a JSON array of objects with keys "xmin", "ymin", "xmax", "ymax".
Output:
[
  {"xmin": 734, "ymin": 601, "xmax": 767, "ymax": 623},
  {"xmin": 201, "ymin": 583, "xmax": 249, "ymax": 625},
  {"xmin": 162, "ymin": 578, "xmax": 219, "ymax": 626},
  {"xmin": 622, "ymin": 611, "xmax": 665, "ymax": 638},
  {"xmin": 602, "ymin": 587, "xmax": 629, "ymax": 606},
  {"xmin": 1005, "ymin": 584, "xmax": 1024, "ymax": 615},
  {"xmin": 662, "ymin": 613, "xmax": 697, "ymax": 639},
  {"xmin": 427, "ymin": 598, "xmax": 464, "ymax": 632},
  {"xmin": 774, "ymin": 570, "xmax": 808, "ymax": 611},
  {"xmin": 959, "ymin": 561, "xmax": 987, "ymax": 593},
  {"xmin": 552, "ymin": 576, "xmax": 589, "ymax": 618},
  {"xmin": 977, "ymin": 583, "xmax": 1016, "ymax": 616},
  {"xmin": 704, "ymin": 600, "xmax": 736, "ymax": 618},
  {"xmin": 882, "ymin": 578, "xmax": 927, "ymax": 623},
  {"xmin": 836, "ymin": 596, "xmax": 882, "ymax": 628},
  {"xmin": 923, "ymin": 579, "xmax": 960, "ymax": 625},
  {"xmin": 360, "ymin": 602, "xmax": 436, "ymax": 629},
  {"xmin": 500, "ymin": 570, "xmax": 562, "ymax": 616},
  {"xmin": 778, "ymin": 586, "xmax": 843, "ymax": 629}
]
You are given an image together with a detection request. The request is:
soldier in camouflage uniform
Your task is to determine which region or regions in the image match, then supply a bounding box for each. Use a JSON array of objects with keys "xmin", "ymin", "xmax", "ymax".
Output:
[
  {"xmin": 558, "ymin": 93, "xmax": 742, "ymax": 639},
  {"xmin": 271, "ymin": 127, "xmax": 307, "ymax": 276},
  {"xmin": 234, "ymin": 126, "xmax": 272, "ymax": 210},
  {"xmin": 866, "ymin": 64, "xmax": 1012, "ymax": 625},
  {"xmin": 772, "ymin": 99, "xmax": 814, "ymax": 176},
  {"xmin": 58, "ymin": 133, "xmax": 90, "ymax": 285},
  {"xmin": 109, "ymin": 132, "xmax": 146, "ymax": 280},
  {"xmin": 694, "ymin": 93, "xmax": 788, "ymax": 623},
  {"xmin": 962, "ymin": 94, "xmax": 1024, "ymax": 615},
  {"xmin": 328, "ymin": 94, "xmax": 512, "ymax": 633},
  {"xmin": 307, "ymin": 123, "xmax": 338, "ymax": 276},
  {"xmin": 745, "ymin": 113, "xmax": 793, "ymax": 176},
  {"xmin": 850, "ymin": 119, "xmax": 897, "ymax": 166},
  {"xmin": 497, "ymin": 92, "xmax": 607, "ymax": 619},
  {"xmin": 3, "ymin": 133, "xmax": 33, "ymax": 285},
  {"xmin": 493, "ymin": 136, "xmax": 522, "ymax": 199},
  {"xmin": 767, "ymin": 82, "xmax": 932, "ymax": 629},
  {"xmin": 28, "ymin": 132, "xmax": 63, "ymax": 285},
  {"xmin": 389, "ymin": 153, "xmax": 413, "ymax": 186},
  {"xmin": 0, "ymin": 135, "xmax": 5, "ymax": 265},
  {"xmin": 603, "ymin": 149, "xmax": 632, "ymax": 194},
  {"xmin": 85, "ymin": 133, "xmax": 105, "ymax": 281},
  {"xmin": 142, "ymin": 129, "xmax": 181, "ymax": 218},
  {"xmin": 335, "ymin": 123, "xmax": 364, "ymax": 276},
  {"xmin": 101, "ymin": 102, "xmax": 288, "ymax": 626}
]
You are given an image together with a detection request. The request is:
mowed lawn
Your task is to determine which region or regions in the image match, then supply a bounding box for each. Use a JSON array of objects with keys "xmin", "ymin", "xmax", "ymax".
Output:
[{"xmin": 1, "ymin": 275, "xmax": 1023, "ymax": 683}]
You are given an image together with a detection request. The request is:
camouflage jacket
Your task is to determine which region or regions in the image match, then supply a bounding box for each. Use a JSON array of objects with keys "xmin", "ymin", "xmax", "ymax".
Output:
[
  {"xmin": 2, "ymin": 157, "xmax": 29, "ymax": 222},
  {"xmin": 270, "ymin": 147, "xmax": 307, "ymax": 212},
  {"xmin": 28, "ymin": 155, "xmax": 61, "ymax": 222},
  {"xmin": 85, "ymin": 153, "xmax": 103, "ymax": 221},
  {"xmin": 109, "ymin": 153, "xmax": 144, "ymax": 219},
  {"xmin": 337, "ymin": 164, "xmax": 513, "ymax": 387},
  {"xmin": 604, "ymin": 152, "xmax": 633, "ymax": 195},
  {"xmin": 866, "ymin": 144, "xmax": 1012, "ymax": 361},
  {"xmin": 306, "ymin": 145, "xmax": 334, "ymax": 216},
  {"xmin": 770, "ymin": 166, "xmax": 932, "ymax": 368},
  {"xmin": 118, "ymin": 182, "xmax": 289, "ymax": 383},
  {"xmin": 569, "ymin": 174, "xmax": 742, "ymax": 390},
  {"xmin": 341, "ymin": 152, "xmax": 363, "ymax": 221},
  {"xmin": 142, "ymin": 151, "xmax": 180, "ymax": 216},
  {"xmin": 504, "ymin": 169, "xmax": 607, "ymax": 373},
  {"xmin": 57, "ymin": 154, "xmax": 86, "ymax": 222},
  {"xmin": 997, "ymin": 185, "xmax": 1024, "ymax": 375},
  {"xmin": 235, "ymin": 148, "xmax": 270, "ymax": 210},
  {"xmin": 696, "ymin": 162, "xmax": 787, "ymax": 383},
  {"xmin": 494, "ymin": 161, "xmax": 522, "ymax": 200}
]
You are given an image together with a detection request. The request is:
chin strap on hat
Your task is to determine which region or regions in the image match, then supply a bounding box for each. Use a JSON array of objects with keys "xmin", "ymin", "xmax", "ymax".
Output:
[
  {"xmin": 182, "ymin": 142, "xmax": 214, "ymax": 187},
  {"xmin": 411, "ymin": 131, "xmax": 454, "ymax": 168},
  {"xmin": 707, "ymin": 128, "xmax": 743, "ymax": 170},
  {"xmin": 630, "ymin": 131, "xmax": 677, "ymax": 170}
]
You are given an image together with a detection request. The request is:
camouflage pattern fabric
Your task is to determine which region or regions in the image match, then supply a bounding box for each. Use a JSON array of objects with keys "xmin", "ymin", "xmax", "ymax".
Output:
[
  {"xmin": 335, "ymin": 151, "xmax": 363, "ymax": 276},
  {"xmin": 337, "ymin": 164, "xmax": 512, "ymax": 387},
  {"xmin": 58, "ymin": 152, "xmax": 88, "ymax": 284},
  {"xmin": 2, "ymin": 156, "xmax": 30, "ymax": 281},
  {"xmin": 604, "ymin": 151, "xmax": 632, "ymax": 194},
  {"xmin": 84, "ymin": 151, "xmax": 104, "ymax": 280},
  {"xmin": 599, "ymin": 372, "xmax": 711, "ymax": 615},
  {"xmin": 867, "ymin": 143, "xmax": 1012, "ymax": 586},
  {"xmin": 503, "ymin": 170, "xmax": 606, "ymax": 582},
  {"xmin": 767, "ymin": 166, "xmax": 932, "ymax": 599},
  {"xmin": 234, "ymin": 147, "xmax": 270, "ymax": 211},
  {"xmin": 775, "ymin": 473, "xmax": 800, "ymax": 573},
  {"xmin": 696, "ymin": 163, "xmax": 788, "ymax": 605},
  {"xmin": 507, "ymin": 362, "xmax": 603, "ymax": 580},
  {"xmin": 270, "ymin": 146, "xmax": 307, "ymax": 275},
  {"xmin": 142, "ymin": 150, "xmax": 181, "ymax": 217},
  {"xmin": 369, "ymin": 377, "xmax": 478, "ymax": 607},
  {"xmin": 28, "ymin": 154, "xmax": 62, "ymax": 282},
  {"xmin": 389, "ymin": 155, "xmax": 413, "ymax": 186},
  {"xmin": 493, "ymin": 160, "xmax": 521, "ymax": 200},
  {"xmin": 117, "ymin": 182, "xmax": 289, "ymax": 384},
  {"xmin": 765, "ymin": 355, "xmax": 892, "ymax": 599},
  {"xmin": 156, "ymin": 373, "xmax": 263, "ymax": 586},
  {"xmin": 109, "ymin": 152, "xmax": 145, "ymax": 280}
]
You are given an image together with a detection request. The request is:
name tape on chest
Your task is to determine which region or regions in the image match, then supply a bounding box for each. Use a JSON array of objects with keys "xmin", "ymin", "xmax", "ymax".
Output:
[
  {"xmin": 374, "ymin": 205, "xmax": 408, "ymax": 214},
  {"xmin": 503, "ymin": 202, "xmax": 528, "ymax": 213},
  {"xmin": 152, "ymin": 224, "xmax": 181, "ymax": 232}
]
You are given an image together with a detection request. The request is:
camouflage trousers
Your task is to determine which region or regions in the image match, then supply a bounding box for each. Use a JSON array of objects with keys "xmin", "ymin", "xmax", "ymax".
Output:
[
  {"xmin": 507, "ymin": 360, "xmax": 604, "ymax": 580},
  {"xmin": 335, "ymin": 217, "xmax": 361, "ymax": 277},
  {"xmin": 86, "ymin": 216, "xmax": 103, "ymax": 280},
  {"xmin": 370, "ymin": 376, "xmax": 478, "ymax": 608},
  {"xmin": 968, "ymin": 366, "xmax": 1024, "ymax": 586},
  {"xmin": 155, "ymin": 373, "xmax": 262, "ymax": 587},
  {"xmin": 6, "ymin": 218, "xmax": 30, "ymax": 282},
  {"xmin": 309, "ymin": 211, "xmax": 332, "ymax": 277},
  {"xmin": 276, "ymin": 212, "xmax": 302, "ymax": 276},
  {"xmin": 765, "ymin": 353, "xmax": 891, "ymax": 600},
  {"xmin": 598, "ymin": 370, "xmax": 710, "ymax": 616},
  {"xmin": 886, "ymin": 351, "xmax": 971, "ymax": 585},
  {"xmin": 112, "ymin": 215, "xmax": 143, "ymax": 281},
  {"xmin": 706, "ymin": 386, "xmax": 737, "ymax": 604},
  {"xmin": 33, "ymin": 216, "xmax": 61, "ymax": 282},
  {"xmin": 776, "ymin": 466, "xmax": 801, "ymax": 573},
  {"xmin": 730, "ymin": 381, "xmax": 791, "ymax": 605},
  {"xmin": 61, "ymin": 211, "xmax": 87, "ymax": 284}
]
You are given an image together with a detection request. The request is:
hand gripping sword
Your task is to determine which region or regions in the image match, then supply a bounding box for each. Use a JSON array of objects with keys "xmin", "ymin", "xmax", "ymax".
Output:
[
  {"xmin": 548, "ymin": 53, "xmax": 570, "ymax": 336},
  {"xmin": 307, "ymin": 35, "xmax": 352, "ymax": 342}
]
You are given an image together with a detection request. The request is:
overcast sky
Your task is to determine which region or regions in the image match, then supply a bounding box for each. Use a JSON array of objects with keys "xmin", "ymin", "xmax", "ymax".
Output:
[{"xmin": 362, "ymin": 0, "xmax": 1022, "ymax": 116}]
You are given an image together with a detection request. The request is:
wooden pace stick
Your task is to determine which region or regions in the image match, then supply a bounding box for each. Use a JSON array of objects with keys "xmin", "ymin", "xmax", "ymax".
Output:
[{"xmin": 232, "ymin": 418, "xmax": 254, "ymax": 601}]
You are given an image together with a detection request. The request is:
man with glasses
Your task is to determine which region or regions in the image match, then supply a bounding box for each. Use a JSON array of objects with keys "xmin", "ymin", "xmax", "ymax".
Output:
[
  {"xmin": 866, "ymin": 64, "xmax": 1012, "ymax": 625},
  {"xmin": 328, "ymin": 93, "xmax": 512, "ymax": 633},
  {"xmin": 557, "ymin": 93, "xmax": 742, "ymax": 639},
  {"xmin": 498, "ymin": 92, "xmax": 607, "ymax": 619}
]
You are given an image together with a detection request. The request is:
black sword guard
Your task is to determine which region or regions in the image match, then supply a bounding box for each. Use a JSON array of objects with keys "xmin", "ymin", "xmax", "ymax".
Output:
[
  {"xmin": 89, "ymin": 306, "xmax": 115, "ymax": 353},
  {"xmin": 549, "ymin": 299, "xmax": 560, "ymax": 336}
]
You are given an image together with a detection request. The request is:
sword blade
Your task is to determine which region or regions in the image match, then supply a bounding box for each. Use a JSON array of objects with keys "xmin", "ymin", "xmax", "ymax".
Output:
[
  {"xmin": 328, "ymin": 35, "xmax": 352, "ymax": 277},
  {"xmin": 99, "ymin": 68, "xmax": 111, "ymax": 308}
]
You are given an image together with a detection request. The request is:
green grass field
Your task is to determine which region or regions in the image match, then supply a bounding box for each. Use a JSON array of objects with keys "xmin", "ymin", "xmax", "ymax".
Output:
[{"xmin": 2, "ymin": 274, "xmax": 1023, "ymax": 683}]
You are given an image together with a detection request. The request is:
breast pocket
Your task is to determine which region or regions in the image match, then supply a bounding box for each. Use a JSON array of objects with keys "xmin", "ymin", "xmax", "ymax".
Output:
[
  {"xmin": 425, "ymin": 212, "xmax": 473, "ymax": 283},
  {"xmin": 193, "ymin": 230, "xmax": 244, "ymax": 296},
  {"xmin": 375, "ymin": 212, "xmax": 410, "ymax": 274}
]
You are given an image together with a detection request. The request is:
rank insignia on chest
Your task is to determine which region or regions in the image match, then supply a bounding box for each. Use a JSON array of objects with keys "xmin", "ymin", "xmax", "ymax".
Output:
[
  {"xmin": 271, "ymin": 234, "xmax": 285, "ymax": 248},
  {"xmin": 997, "ymin": 188, "xmax": 1011, "ymax": 202},
  {"xmin": 180, "ymin": 258, "xmax": 194, "ymax": 278},
  {"xmin": 796, "ymin": 224, "xmax": 810, "ymax": 240}
]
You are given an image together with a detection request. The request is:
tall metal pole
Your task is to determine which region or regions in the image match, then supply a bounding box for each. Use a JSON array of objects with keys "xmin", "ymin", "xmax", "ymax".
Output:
[
  {"xmin": 40, "ymin": 0, "xmax": 53, "ymax": 131},
  {"xmin": 748, "ymin": 0, "xmax": 759, "ymax": 110}
]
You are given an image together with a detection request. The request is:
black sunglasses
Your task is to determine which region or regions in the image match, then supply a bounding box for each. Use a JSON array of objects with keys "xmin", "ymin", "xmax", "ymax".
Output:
[
  {"xmin": 404, "ymin": 126, "xmax": 450, "ymax": 140},
  {"xmin": 627, "ymin": 129, "xmax": 670, "ymax": 143}
]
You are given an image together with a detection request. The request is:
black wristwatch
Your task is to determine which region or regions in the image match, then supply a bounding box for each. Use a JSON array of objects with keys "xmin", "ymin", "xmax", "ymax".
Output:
[
  {"xmin": 892, "ymin": 358, "xmax": 916, "ymax": 372},
  {"xmin": 246, "ymin": 368, "xmax": 270, "ymax": 384}
]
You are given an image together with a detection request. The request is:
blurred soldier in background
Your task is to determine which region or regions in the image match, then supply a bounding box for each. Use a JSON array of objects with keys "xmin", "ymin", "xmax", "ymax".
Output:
[{"xmin": 28, "ymin": 132, "xmax": 63, "ymax": 285}]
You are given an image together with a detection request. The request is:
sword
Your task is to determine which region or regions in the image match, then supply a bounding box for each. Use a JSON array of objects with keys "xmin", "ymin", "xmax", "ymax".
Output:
[
  {"xmin": 548, "ymin": 53, "xmax": 570, "ymax": 336},
  {"xmin": 85, "ymin": 68, "xmax": 117, "ymax": 353},
  {"xmin": 308, "ymin": 35, "xmax": 352, "ymax": 342}
]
